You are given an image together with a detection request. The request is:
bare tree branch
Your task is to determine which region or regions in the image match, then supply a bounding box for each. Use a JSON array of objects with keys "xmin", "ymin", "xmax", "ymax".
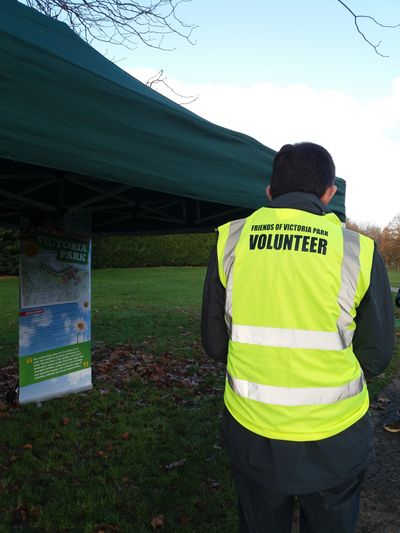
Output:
[
  {"xmin": 25, "ymin": 0, "xmax": 197, "ymax": 51},
  {"xmin": 337, "ymin": 0, "xmax": 400, "ymax": 57},
  {"xmin": 146, "ymin": 69, "xmax": 199, "ymax": 105}
]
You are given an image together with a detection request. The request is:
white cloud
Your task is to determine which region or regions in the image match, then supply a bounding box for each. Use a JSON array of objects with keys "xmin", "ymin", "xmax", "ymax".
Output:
[
  {"xmin": 19, "ymin": 326, "xmax": 34, "ymax": 347},
  {"xmin": 127, "ymin": 68, "xmax": 400, "ymax": 228}
]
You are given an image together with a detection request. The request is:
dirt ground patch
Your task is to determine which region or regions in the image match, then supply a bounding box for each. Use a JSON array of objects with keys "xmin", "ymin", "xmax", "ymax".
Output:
[
  {"xmin": 357, "ymin": 372, "xmax": 400, "ymax": 533},
  {"xmin": 290, "ymin": 369, "xmax": 400, "ymax": 533}
]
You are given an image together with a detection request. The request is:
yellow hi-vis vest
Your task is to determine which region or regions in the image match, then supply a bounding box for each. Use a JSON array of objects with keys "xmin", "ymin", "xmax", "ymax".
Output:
[{"xmin": 217, "ymin": 207, "xmax": 374, "ymax": 442}]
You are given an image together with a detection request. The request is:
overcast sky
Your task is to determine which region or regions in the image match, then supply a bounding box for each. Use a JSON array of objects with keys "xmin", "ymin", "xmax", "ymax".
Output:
[{"xmin": 94, "ymin": 0, "xmax": 400, "ymax": 228}]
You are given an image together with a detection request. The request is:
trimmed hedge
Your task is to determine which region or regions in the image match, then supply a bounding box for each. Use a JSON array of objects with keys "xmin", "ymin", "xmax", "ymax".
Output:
[
  {"xmin": 92, "ymin": 233, "xmax": 217, "ymax": 268},
  {"xmin": 0, "ymin": 228, "xmax": 19, "ymax": 275},
  {"xmin": 0, "ymin": 231, "xmax": 217, "ymax": 274}
]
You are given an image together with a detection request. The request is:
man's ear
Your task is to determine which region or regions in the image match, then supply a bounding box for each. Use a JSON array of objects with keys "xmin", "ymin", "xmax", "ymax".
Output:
[
  {"xmin": 320, "ymin": 185, "xmax": 337, "ymax": 206},
  {"xmin": 266, "ymin": 185, "xmax": 272, "ymax": 201}
]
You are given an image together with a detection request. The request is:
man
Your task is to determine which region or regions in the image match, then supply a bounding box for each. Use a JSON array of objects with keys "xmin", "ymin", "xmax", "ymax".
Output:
[{"xmin": 201, "ymin": 142, "xmax": 394, "ymax": 533}]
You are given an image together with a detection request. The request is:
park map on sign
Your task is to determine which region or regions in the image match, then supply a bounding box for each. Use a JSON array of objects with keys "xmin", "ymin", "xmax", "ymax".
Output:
[
  {"xmin": 20, "ymin": 228, "xmax": 90, "ymax": 308},
  {"xmin": 20, "ymin": 254, "xmax": 89, "ymax": 308}
]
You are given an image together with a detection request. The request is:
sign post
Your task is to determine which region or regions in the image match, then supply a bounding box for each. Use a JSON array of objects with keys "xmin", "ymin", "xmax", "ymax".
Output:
[{"xmin": 18, "ymin": 217, "xmax": 92, "ymax": 404}]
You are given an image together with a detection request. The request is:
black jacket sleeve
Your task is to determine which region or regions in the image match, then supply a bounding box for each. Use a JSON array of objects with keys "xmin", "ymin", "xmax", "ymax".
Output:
[
  {"xmin": 395, "ymin": 288, "xmax": 400, "ymax": 308},
  {"xmin": 353, "ymin": 244, "xmax": 394, "ymax": 377},
  {"xmin": 201, "ymin": 245, "xmax": 229, "ymax": 363}
]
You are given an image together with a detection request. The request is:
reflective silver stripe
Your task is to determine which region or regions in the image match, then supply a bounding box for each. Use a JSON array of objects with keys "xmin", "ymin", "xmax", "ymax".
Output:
[
  {"xmin": 231, "ymin": 324, "xmax": 353, "ymax": 350},
  {"xmin": 337, "ymin": 229, "xmax": 361, "ymax": 343},
  {"xmin": 227, "ymin": 370, "xmax": 365, "ymax": 406},
  {"xmin": 223, "ymin": 218, "xmax": 246, "ymax": 334}
]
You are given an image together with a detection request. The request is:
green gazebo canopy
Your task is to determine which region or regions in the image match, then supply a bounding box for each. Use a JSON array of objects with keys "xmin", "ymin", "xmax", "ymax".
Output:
[{"xmin": 0, "ymin": 0, "xmax": 346, "ymax": 233}]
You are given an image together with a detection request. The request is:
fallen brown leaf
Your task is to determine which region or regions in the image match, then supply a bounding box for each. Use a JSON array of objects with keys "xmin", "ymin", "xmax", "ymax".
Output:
[
  {"xmin": 383, "ymin": 419, "xmax": 400, "ymax": 433},
  {"xmin": 13, "ymin": 504, "xmax": 29, "ymax": 523},
  {"xmin": 151, "ymin": 514, "xmax": 165, "ymax": 529},
  {"xmin": 377, "ymin": 397, "xmax": 391, "ymax": 404}
]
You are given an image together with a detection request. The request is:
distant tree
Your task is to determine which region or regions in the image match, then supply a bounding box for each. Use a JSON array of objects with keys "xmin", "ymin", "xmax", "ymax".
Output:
[
  {"xmin": 337, "ymin": 0, "xmax": 400, "ymax": 57},
  {"xmin": 380, "ymin": 215, "xmax": 400, "ymax": 268},
  {"xmin": 346, "ymin": 219, "xmax": 383, "ymax": 248},
  {"xmin": 24, "ymin": 0, "xmax": 196, "ymax": 50}
]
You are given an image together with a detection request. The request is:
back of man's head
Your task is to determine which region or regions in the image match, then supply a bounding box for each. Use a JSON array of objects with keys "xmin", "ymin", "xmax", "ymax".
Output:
[{"xmin": 270, "ymin": 142, "xmax": 336, "ymax": 199}]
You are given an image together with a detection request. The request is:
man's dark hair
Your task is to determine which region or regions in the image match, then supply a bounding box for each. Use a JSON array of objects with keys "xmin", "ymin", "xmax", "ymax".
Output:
[{"xmin": 270, "ymin": 142, "xmax": 336, "ymax": 199}]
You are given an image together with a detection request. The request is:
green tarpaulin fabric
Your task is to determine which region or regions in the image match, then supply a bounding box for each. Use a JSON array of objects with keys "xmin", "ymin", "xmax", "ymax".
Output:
[{"xmin": 0, "ymin": 0, "xmax": 346, "ymax": 233}]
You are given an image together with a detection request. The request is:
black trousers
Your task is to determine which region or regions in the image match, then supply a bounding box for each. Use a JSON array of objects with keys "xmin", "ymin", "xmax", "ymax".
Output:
[{"xmin": 232, "ymin": 468, "xmax": 365, "ymax": 533}]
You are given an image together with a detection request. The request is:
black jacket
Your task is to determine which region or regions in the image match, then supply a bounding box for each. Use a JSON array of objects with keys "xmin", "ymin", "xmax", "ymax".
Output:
[{"xmin": 201, "ymin": 192, "xmax": 394, "ymax": 494}]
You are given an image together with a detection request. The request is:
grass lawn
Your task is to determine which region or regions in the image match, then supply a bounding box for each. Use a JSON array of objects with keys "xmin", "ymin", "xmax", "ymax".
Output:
[
  {"xmin": 0, "ymin": 267, "xmax": 399, "ymax": 532},
  {"xmin": 389, "ymin": 269, "xmax": 400, "ymax": 287},
  {"xmin": 0, "ymin": 267, "xmax": 208, "ymax": 366},
  {"xmin": 0, "ymin": 267, "xmax": 237, "ymax": 532}
]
